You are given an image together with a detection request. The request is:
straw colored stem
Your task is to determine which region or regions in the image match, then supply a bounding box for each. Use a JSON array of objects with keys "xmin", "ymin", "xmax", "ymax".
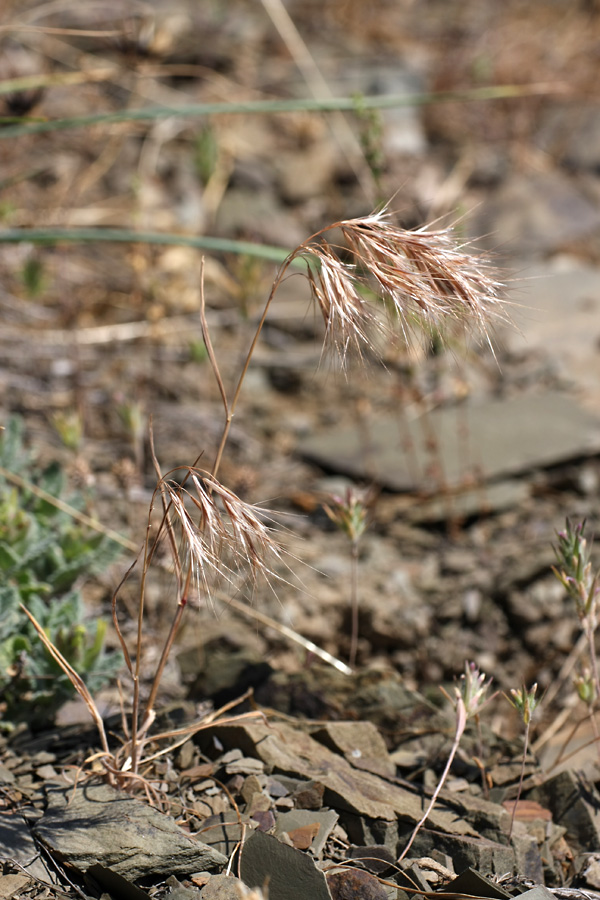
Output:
[
  {"xmin": 211, "ymin": 263, "xmax": 290, "ymax": 479},
  {"xmin": 398, "ymin": 698, "xmax": 466, "ymax": 862}
]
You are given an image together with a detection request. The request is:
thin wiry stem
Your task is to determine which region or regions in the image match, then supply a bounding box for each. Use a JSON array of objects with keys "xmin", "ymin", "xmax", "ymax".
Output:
[
  {"xmin": 398, "ymin": 662, "xmax": 494, "ymax": 862},
  {"xmin": 398, "ymin": 697, "xmax": 467, "ymax": 862},
  {"xmin": 349, "ymin": 539, "xmax": 360, "ymax": 669},
  {"xmin": 199, "ymin": 258, "xmax": 229, "ymax": 420},
  {"xmin": 211, "ymin": 269, "xmax": 287, "ymax": 480},
  {"xmin": 508, "ymin": 718, "xmax": 531, "ymax": 841}
]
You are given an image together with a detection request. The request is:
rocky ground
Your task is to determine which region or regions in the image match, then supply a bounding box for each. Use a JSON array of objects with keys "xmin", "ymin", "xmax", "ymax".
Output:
[{"xmin": 3, "ymin": 1, "xmax": 600, "ymax": 899}]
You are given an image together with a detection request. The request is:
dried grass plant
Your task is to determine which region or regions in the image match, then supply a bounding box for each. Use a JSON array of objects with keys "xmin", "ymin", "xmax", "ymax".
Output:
[{"xmin": 24, "ymin": 205, "xmax": 506, "ymax": 793}]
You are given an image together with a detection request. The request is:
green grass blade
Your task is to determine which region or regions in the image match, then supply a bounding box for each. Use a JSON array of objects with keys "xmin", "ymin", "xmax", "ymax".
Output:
[
  {"xmin": 0, "ymin": 83, "xmax": 562, "ymax": 139},
  {"xmin": 0, "ymin": 227, "xmax": 294, "ymax": 265}
]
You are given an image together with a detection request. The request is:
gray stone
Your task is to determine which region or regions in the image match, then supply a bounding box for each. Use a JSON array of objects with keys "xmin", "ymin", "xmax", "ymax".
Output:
[
  {"xmin": 581, "ymin": 853, "xmax": 600, "ymax": 889},
  {"xmin": 510, "ymin": 827, "xmax": 545, "ymax": 885},
  {"xmin": 447, "ymin": 867, "xmax": 511, "ymax": 899},
  {"xmin": 506, "ymin": 260, "xmax": 600, "ymax": 411},
  {"xmin": 199, "ymin": 811, "xmax": 256, "ymax": 858},
  {"xmin": 400, "ymin": 828, "xmax": 515, "ymax": 877},
  {"xmin": 470, "ymin": 171, "xmax": 600, "ymax": 257},
  {"xmin": 299, "ymin": 392, "xmax": 600, "ymax": 494},
  {"xmin": 239, "ymin": 830, "xmax": 332, "ymax": 900},
  {"xmin": 310, "ymin": 721, "xmax": 396, "ymax": 780},
  {"xmin": 441, "ymin": 789, "xmax": 511, "ymax": 842},
  {"xmin": 199, "ymin": 875, "xmax": 249, "ymax": 899},
  {"xmin": 517, "ymin": 888, "xmax": 557, "ymax": 900},
  {"xmin": 0, "ymin": 814, "xmax": 52, "ymax": 882},
  {"xmin": 342, "ymin": 813, "xmax": 399, "ymax": 855},
  {"xmin": 169, "ymin": 884, "xmax": 204, "ymax": 900},
  {"xmin": 274, "ymin": 808, "xmax": 339, "ymax": 857},
  {"xmin": 346, "ymin": 845, "xmax": 396, "ymax": 875},
  {"xmin": 406, "ymin": 480, "xmax": 530, "ymax": 523},
  {"xmin": 535, "ymin": 103, "xmax": 600, "ymax": 172},
  {"xmin": 33, "ymin": 783, "xmax": 227, "ymax": 882},
  {"xmin": 0, "ymin": 875, "xmax": 31, "ymax": 900},
  {"xmin": 530, "ymin": 770, "xmax": 600, "ymax": 854}
]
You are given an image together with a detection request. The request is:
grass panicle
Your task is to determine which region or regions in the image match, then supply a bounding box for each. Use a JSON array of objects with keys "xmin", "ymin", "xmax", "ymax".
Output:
[{"xmin": 299, "ymin": 210, "xmax": 507, "ymax": 366}]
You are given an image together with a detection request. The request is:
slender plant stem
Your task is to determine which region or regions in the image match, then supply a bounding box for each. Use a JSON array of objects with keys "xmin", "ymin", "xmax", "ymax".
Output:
[
  {"xmin": 398, "ymin": 698, "xmax": 466, "ymax": 862},
  {"xmin": 199, "ymin": 259, "xmax": 229, "ymax": 419},
  {"xmin": 585, "ymin": 618, "xmax": 600, "ymax": 704},
  {"xmin": 583, "ymin": 618, "xmax": 600, "ymax": 762},
  {"xmin": 508, "ymin": 720, "xmax": 531, "ymax": 841},
  {"xmin": 141, "ymin": 598, "xmax": 188, "ymax": 729},
  {"xmin": 210, "ymin": 270, "xmax": 287, "ymax": 480},
  {"xmin": 0, "ymin": 227, "xmax": 294, "ymax": 263},
  {"xmin": 349, "ymin": 539, "xmax": 360, "ymax": 668},
  {"xmin": 20, "ymin": 607, "xmax": 112, "ymax": 768},
  {"xmin": 210, "ymin": 214, "xmax": 353, "ymax": 480}
]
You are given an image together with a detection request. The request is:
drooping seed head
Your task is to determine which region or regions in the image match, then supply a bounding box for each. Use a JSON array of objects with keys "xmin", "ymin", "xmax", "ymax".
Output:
[
  {"xmin": 160, "ymin": 470, "xmax": 284, "ymax": 598},
  {"xmin": 296, "ymin": 208, "xmax": 507, "ymax": 367}
]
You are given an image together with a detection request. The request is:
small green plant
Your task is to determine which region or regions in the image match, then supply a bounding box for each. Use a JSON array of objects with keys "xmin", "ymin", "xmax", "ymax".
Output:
[
  {"xmin": 52, "ymin": 409, "xmax": 84, "ymax": 453},
  {"xmin": 0, "ymin": 417, "xmax": 122, "ymax": 727},
  {"xmin": 194, "ymin": 125, "xmax": 219, "ymax": 187},
  {"xmin": 20, "ymin": 254, "xmax": 47, "ymax": 298},
  {"xmin": 323, "ymin": 487, "xmax": 372, "ymax": 667},
  {"xmin": 505, "ymin": 683, "xmax": 539, "ymax": 840},
  {"xmin": 553, "ymin": 519, "xmax": 600, "ymax": 702}
]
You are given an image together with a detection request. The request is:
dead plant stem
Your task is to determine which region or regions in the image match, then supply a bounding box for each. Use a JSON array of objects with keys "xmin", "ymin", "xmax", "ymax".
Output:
[
  {"xmin": 199, "ymin": 258, "xmax": 229, "ymax": 419},
  {"xmin": 210, "ymin": 272, "xmax": 284, "ymax": 480},
  {"xmin": 398, "ymin": 697, "xmax": 467, "ymax": 862},
  {"xmin": 141, "ymin": 595, "xmax": 188, "ymax": 731}
]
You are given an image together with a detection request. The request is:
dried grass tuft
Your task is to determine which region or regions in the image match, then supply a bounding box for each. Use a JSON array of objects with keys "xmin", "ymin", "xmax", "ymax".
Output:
[
  {"xmin": 162, "ymin": 469, "xmax": 285, "ymax": 599},
  {"xmin": 297, "ymin": 208, "xmax": 506, "ymax": 365}
]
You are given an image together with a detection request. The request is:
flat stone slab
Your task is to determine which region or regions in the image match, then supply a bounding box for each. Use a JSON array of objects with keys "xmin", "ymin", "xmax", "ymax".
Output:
[
  {"xmin": 530, "ymin": 770, "xmax": 600, "ymax": 855},
  {"xmin": 309, "ymin": 720, "xmax": 396, "ymax": 780},
  {"xmin": 274, "ymin": 808, "xmax": 338, "ymax": 857},
  {"xmin": 506, "ymin": 261, "xmax": 600, "ymax": 411},
  {"xmin": 33, "ymin": 782, "xmax": 227, "ymax": 882},
  {"xmin": 299, "ymin": 392, "xmax": 600, "ymax": 493},
  {"xmin": 0, "ymin": 815, "xmax": 51, "ymax": 882},
  {"xmin": 240, "ymin": 830, "xmax": 332, "ymax": 900}
]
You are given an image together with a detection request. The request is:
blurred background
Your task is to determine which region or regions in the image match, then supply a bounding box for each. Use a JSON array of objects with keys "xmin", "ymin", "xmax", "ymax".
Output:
[{"xmin": 2, "ymin": 0, "xmax": 600, "ymax": 716}]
